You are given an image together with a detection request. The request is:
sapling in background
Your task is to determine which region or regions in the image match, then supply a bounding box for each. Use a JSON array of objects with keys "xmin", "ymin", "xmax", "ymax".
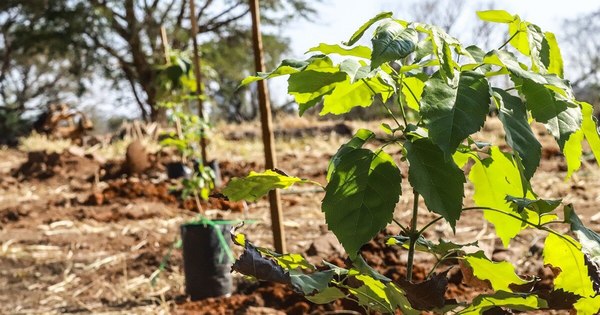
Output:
[{"xmin": 223, "ymin": 10, "xmax": 600, "ymax": 314}]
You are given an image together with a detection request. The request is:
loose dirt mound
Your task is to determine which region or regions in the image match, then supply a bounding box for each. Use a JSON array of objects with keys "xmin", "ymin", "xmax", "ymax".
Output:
[
  {"xmin": 14, "ymin": 149, "xmax": 99, "ymax": 181},
  {"xmin": 87, "ymin": 178, "xmax": 177, "ymax": 206}
]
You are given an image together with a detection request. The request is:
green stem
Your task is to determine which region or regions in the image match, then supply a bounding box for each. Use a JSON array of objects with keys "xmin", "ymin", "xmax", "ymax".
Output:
[
  {"xmin": 498, "ymin": 30, "xmax": 520, "ymax": 50},
  {"xmin": 418, "ymin": 216, "xmax": 444, "ymax": 236},
  {"xmin": 362, "ymin": 78, "xmax": 403, "ymax": 129},
  {"xmin": 396, "ymin": 74, "xmax": 410, "ymax": 126},
  {"xmin": 426, "ymin": 251, "xmax": 456, "ymax": 279},
  {"xmin": 462, "ymin": 206, "xmax": 579, "ymax": 248},
  {"xmin": 393, "ymin": 218, "xmax": 410, "ymax": 234},
  {"xmin": 406, "ymin": 190, "xmax": 420, "ymax": 282}
]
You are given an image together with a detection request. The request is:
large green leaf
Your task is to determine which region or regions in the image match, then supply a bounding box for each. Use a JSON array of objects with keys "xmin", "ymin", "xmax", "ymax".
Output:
[
  {"xmin": 494, "ymin": 89, "xmax": 541, "ymax": 180},
  {"xmin": 526, "ymin": 23, "xmax": 549, "ymax": 72},
  {"xmin": 223, "ymin": 170, "xmax": 318, "ymax": 201},
  {"xmin": 350, "ymin": 274, "xmax": 394, "ymax": 313},
  {"xmin": 327, "ymin": 129, "xmax": 375, "ymax": 181},
  {"xmin": 581, "ymin": 102, "xmax": 600, "ymax": 163},
  {"xmin": 508, "ymin": 17, "xmax": 530, "ymax": 56},
  {"xmin": 457, "ymin": 291, "xmax": 547, "ymax": 314},
  {"xmin": 405, "ymin": 138, "xmax": 465, "ymax": 228},
  {"xmin": 463, "ymin": 251, "xmax": 531, "ymax": 292},
  {"xmin": 564, "ymin": 205, "xmax": 600, "ymax": 264},
  {"xmin": 467, "ymin": 146, "xmax": 534, "ymax": 246},
  {"xmin": 322, "ymin": 148, "xmax": 401, "ymax": 258},
  {"xmin": 344, "ymin": 11, "xmax": 393, "ymax": 46},
  {"xmin": 305, "ymin": 287, "xmax": 346, "ymax": 304},
  {"xmin": 307, "ymin": 43, "xmax": 371, "ymax": 59},
  {"xmin": 421, "ymin": 71, "xmax": 491, "ymax": 156},
  {"xmin": 518, "ymin": 78, "xmax": 582, "ymax": 149},
  {"xmin": 401, "ymin": 74, "xmax": 426, "ymax": 111},
  {"xmin": 287, "ymin": 70, "xmax": 347, "ymax": 115},
  {"xmin": 544, "ymin": 233, "xmax": 595, "ymax": 297},
  {"xmin": 321, "ymin": 76, "xmax": 393, "ymax": 115},
  {"xmin": 370, "ymin": 21, "xmax": 418, "ymax": 70}
]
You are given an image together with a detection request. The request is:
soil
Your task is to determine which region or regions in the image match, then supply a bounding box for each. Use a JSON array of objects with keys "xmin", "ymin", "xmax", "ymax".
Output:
[{"xmin": 1, "ymin": 117, "xmax": 599, "ymax": 314}]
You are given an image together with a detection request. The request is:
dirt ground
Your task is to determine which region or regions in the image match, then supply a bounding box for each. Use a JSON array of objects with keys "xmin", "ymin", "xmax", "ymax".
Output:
[{"xmin": 1, "ymin": 117, "xmax": 599, "ymax": 314}]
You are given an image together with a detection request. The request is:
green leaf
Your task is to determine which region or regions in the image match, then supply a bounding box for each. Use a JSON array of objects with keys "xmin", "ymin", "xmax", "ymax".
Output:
[
  {"xmin": 421, "ymin": 71, "xmax": 491, "ymax": 156},
  {"xmin": 544, "ymin": 233, "xmax": 595, "ymax": 297},
  {"xmin": 401, "ymin": 74, "xmax": 426, "ymax": 111},
  {"xmin": 457, "ymin": 291, "xmax": 547, "ymax": 314},
  {"xmin": 289, "ymin": 269, "xmax": 335, "ymax": 295},
  {"xmin": 463, "ymin": 251, "xmax": 531, "ymax": 292},
  {"xmin": 288, "ymin": 70, "xmax": 347, "ymax": 115},
  {"xmin": 405, "ymin": 138, "xmax": 465, "ymax": 228},
  {"xmin": 241, "ymin": 55, "xmax": 330, "ymax": 86},
  {"xmin": 526, "ymin": 24, "xmax": 548, "ymax": 72},
  {"xmin": 508, "ymin": 18, "xmax": 530, "ymax": 56},
  {"xmin": 545, "ymin": 32, "xmax": 564, "ymax": 77},
  {"xmin": 564, "ymin": 205, "xmax": 600, "ymax": 263},
  {"xmin": 339, "ymin": 59, "xmax": 370, "ymax": 83},
  {"xmin": 574, "ymin": 296, "xmax": 600, "ymax": 315},
  {"xmin": 476, "ymin": 10, "xmax": 515, "ymax": 23},
  {"xmin": 388, "ymin": 235, "xmax": 476, "ymax": 257},
  {"xmin": 322, "ymin": 148, "xmax": 401, "ymax": 258},
  {"xmin": 581, "ymin": 102, "xmax": 600, "ymax": 163},
  {"xmin": 518, "ymin": 78, "xmax": 582, "ymax": 149},
  {"xmin": 468, "ymin": 146, "xmax": 534, "ymax": 246},
  {"xmin": 370, "ymin": 21, "xmax": 418, "ymax": 70},
  {"xmin": 505, "ymin": 196, "xmax": 561, "ymax": 214},
  {"xmin": 307, "ymin": 43, "xmax": 371, "ymax": 59},
  {"xmin": 305, "ymin": 286, "xmax": 346, "ymax": 304},
  {"xmin": 384, "ymin": 284, "xmax": 420, "ymax": 315},
  {"xmin": 321, "ymin": 76, "xmax": 393, "ymax": 115},
  {"xmin": 494, "ymin": 89, "xmax": 541, "ymax": 179},
  {"xmin": 327, "ymin": 129, "xmax": 375, "ymax": 181},
  {"xmin": 223, "ymin": 170, "xmax": 317, "ymax": 202},
  {"xmin": 350, "ymin": 274, "xmax": 394, "ymax": 313},
  {"xmin": 344, "ymin": 11, "xmax": 393, "ymax": 46},
  {"xmin": 564, "ymin": 129, "xmax": 584, "ymax": 179}
]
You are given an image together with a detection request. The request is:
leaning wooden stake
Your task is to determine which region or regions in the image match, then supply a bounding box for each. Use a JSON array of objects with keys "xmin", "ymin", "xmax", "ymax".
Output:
[
  {"xmin": 188, "ymin": 0, "xmax": 208, "ymax": 163},
  {"xmin": 249, "ymin": 0, "xmax": 286, "ymax": 253}
]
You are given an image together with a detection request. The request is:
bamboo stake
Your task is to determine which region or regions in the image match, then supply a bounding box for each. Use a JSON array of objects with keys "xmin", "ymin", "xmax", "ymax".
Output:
[
  {"xmin": 188, "ymin": 0, "xmax": 208, "ymax": 163},
  {"xmin": 249, "ymin": 0, "xmax": 286, "ymax": 253}
]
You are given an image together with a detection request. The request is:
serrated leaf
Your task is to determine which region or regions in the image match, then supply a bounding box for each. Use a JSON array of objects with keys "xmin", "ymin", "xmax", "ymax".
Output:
[
  {"xmin": 574, "ymin": 296, "xmax": 600, "ymax": 315},
  {"xmin": 405, "ymin": 138, "xmax": 465, "ymax": 228},
  {"xmin": 370, "ymin": 21, "xmax": 418, "ymax": 70},
  {"xmin": 581, "ymin": 102, "xmax": 600, "ymax": 163},
  {"xmin": 564, "ymin": 129, "xmax": 584, "ymax": 179},
  {"xmin": 388, "ymin": 235, "xmax": 476, "ymax": 257},
  {"xmin": 384, "ymin": 283, "xmax": 420, "ymax": 315},
  {"xmin": 223, "ymin": 170, "xmax": 316, "ymax": 202},
  {"xmin": 545, "ymin": 32, "xmax": 564, "ymax": 77},
  {"xmin": 505, "ymin": 196, "xmax": 561, "ymax": 214},
  {"xmin": 476, "ymin": 10, "xmax": 515, "ymax": 23},
  {"xmin": 463, "ymin": 251, "xmax": 531, "ymax": 292},
  {"xmin": 457, "ymin": 291, "xmax": 547, "ymax": 314},
  {"xmin": 527, "ymin": 24, "xmax": 548, "ymax": 72},
  {"xmin": 307, "ymin": 43, "xmax": 371, "ymax": 59},
  {"xmin": 322, "ymin": 148, "xmax": 401, "ymax": 258},
  {"xmin": 397, "ymin": 270, "xmax": 449, "ymax": 310},
  {"xmin": 344, "ymin": 11, "xmax": 393, "ymax": 46},
  {"xmin": 544, "ymin": 233, "xmax": 595, "ymax": 297},
  {"xmin": 428, "ymin": 27, "xmax": 459, "ymax": 79},
  {"xmin": 289, "ymin": 269, "xmax": 335, "ymax": 295},
  {"xmin": 305, "ymin": 286, "xmax": 346, "ymax": 304},
  {"xmin": 339, "ymin": 59, "xmax": 370, "ymax": 83},
  {"xmin": 468, "ymin": 147, "xmax": 533, "ymax": 246},
  {"xmin": 494, "ymin": 89, "xmax": 541, "ymax": 179},
  {"xmin": 321, "ymin": 76, "xmax": 392, "ymax": 115},
  {"xmin": 327, "ymin": 128, "xmax": 374, "ymax": 181},
  {"xmin": 564, "ymin": 205, "xmax": 600, "ymax": 264},
  {"xmin": 232, "ymin": 242, "xmax": 290, "ymax": 284},
  {"xmin": 421, "ymin": 71, "xmax": 491, "ymax": 156},
  {"xmin": 518, "ymin": 78, "xmax": 582, "ymax": 149},
  {"xmin": 352, "ymin": 254, "xmax": 391, "ymax": 282},
  {"xmin": 351, "ymin": 274, "xmax": 393, "ymax": 312}
]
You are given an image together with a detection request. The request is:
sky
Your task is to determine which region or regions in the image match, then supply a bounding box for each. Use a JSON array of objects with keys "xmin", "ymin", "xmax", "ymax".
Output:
[{"xmin": 283, "ymin": 0, "xmax": 598, "ymax": 58}]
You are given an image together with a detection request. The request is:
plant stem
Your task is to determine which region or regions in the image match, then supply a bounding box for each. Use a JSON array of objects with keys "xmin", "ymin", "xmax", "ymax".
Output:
[
  {"xmin": 362, "ymin": 78, "xmax": 403, "ymax": 129},
  {"xmin": 498, "ymin": 31, "xmax": 520, "ymax": 50},
  {"xmin": 406, "ymin": 190, "xmax": 420, "ymax": 282},
  {"xmin": 396, "ymin": 74, "xmax": 409, "ymax": 126}
]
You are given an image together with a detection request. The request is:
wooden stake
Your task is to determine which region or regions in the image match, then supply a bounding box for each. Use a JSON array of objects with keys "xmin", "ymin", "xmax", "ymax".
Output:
[
  {"xmin": 160, "ymin": 26, "xmax": 170, "ymax": 64},
  {"xmin": 249, "ymin": 0, "xmax": 286, "ymax": 253},
  {"xmin": 188, "ymin": 0, "xmax": 208, "ymax": 163}
]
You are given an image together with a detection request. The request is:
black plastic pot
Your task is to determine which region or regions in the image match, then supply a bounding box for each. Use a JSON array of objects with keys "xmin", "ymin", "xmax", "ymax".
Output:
[
  {"xmin": 180, "ymin": 223, "xmax": 233, "ymax": 300},
  {"xmin": 166, "ymin": 162, "xmax": 192, "ymax": 179}
]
